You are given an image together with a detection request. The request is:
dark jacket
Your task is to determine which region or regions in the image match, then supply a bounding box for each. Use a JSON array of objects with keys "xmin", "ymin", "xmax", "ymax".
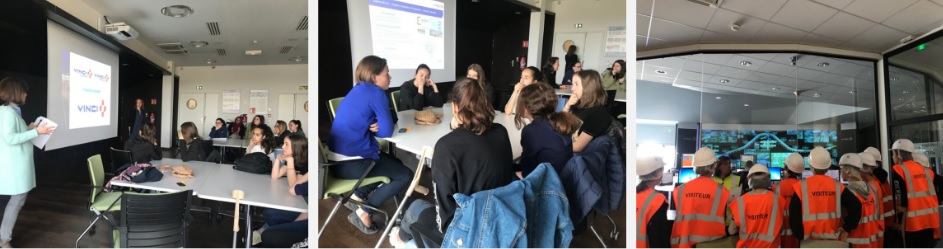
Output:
[
  {"xmin": 275, "ymin": 130, "xmax": 290, "ymax": 147},
  {"xmin": 209, "ymin": 125, "xmax": 229, "ymax": 139},
  {"xmin": 565, "ymin": 53, "xmax": 579, "ymax": 69},
  {"xmin": 180, "ymin": 139, "xmax": 207, "ymax": 162},
  {"xmin": 399, "ymin": 80, "xmax": 444, "ymax": 111},
  {"xmin": 543, "ymin": 69, "xmax": 559, "ymax": 89},
  {"xmin": 560, "ymin": 136, "xmax": 625, "ymax": 224},
  {"xmin": 230, "ymin": 122, "xmax": 246, "ymax": 139},
  {"xmin": 124, "ymin": 135, "xmax": 162, "ymax": 163},
  {"xmin": 561, "ymin": 69, "xmax": 575, "ymax": 86}
]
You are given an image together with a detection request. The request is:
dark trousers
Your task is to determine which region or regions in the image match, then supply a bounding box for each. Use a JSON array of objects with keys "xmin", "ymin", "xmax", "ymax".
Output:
[
  {"xmin": 330, "ymin": 152, "xmax": 412, "ymax": 214},
  {"xmin": 904, "ymin": 229, "xmax": 938, "ymax": 248},
  {"xmin": 260, "ymin": 209, "xmax": 307, "ymax": 247},
  {"xmin": 397, "ymin": 199, "xmax": 440, "ymax": 241}
]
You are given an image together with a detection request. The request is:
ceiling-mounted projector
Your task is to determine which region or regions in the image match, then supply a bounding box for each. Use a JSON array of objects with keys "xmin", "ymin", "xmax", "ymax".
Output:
[{"xmin": 105, "ymin": 22, "xmax": 138, "ymax": 41}]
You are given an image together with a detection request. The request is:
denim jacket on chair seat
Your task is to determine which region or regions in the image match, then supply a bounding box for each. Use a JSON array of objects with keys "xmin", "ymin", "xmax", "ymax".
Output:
[{"xmin": 442, "ymin": 163, "xmax": 574, "ymax": 248}]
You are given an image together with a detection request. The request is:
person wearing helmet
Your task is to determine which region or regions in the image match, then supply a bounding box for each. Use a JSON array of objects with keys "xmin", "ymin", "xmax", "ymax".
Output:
[
  {"xmin": 774, "ymin": 153, "xmax": 805, "ymax": 248},
  {"xmin": 889, "ymin": 139, "xmax": 941, "ymax": 247},
  {"xmin": 789, "ymin": 147, "xmax": 861, "ymax": 245},
  {"xmin": 671, "ymin": 147, "xmax": 731, "ymax": 248},
  {"xmin": 865, "ymin": 146, "xmax": 899, "ymax": 248},
  {"xmin": 712, "ymin": 156, "xmax": 741, "ymax": 227},
  {"xmin": 858, "ymin": 152, "xmax": 887, "ymax": 247},
  {"xmin": 727, "ymin": 164, "xmax": 786, "ymax": 248},
  {"xmin": 637, "ymin": 156, "xmax": 671, "ymax": 248},
  {"xmin": 839, "ymin": 153, "xmax": 882, "ymax": 248},
  {"xmin": 913, "ymin": 152, "xmax": 943, "ymax": 206}
]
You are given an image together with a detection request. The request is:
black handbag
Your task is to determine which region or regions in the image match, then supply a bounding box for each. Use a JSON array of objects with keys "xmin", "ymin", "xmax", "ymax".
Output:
[{"xmin": 233, "ymin": 152, "xmax": 273, "ymax": 174}]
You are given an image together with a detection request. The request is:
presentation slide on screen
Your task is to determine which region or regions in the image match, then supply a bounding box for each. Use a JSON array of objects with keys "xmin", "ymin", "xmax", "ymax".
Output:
[
  {"xmin": 47, "ymin": 21, "xmax": 119, "ymax": 151},
  {"xmin": 67, "ymin": 52, "xmax": 112, "ymax": 129},
  {"xmin": 369, "ymin": 0, "xmax": 445, "ymax": 69}
]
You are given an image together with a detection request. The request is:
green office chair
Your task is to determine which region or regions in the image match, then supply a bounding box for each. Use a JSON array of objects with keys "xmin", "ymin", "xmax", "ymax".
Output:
[
  {"xmin": 391, "ymin": 90, "xmax": 401, "ymax": 112},
  {"xmin": 328, "ymin": 97, "xmax": 344, "ymax": 119},
  {"xmin": 76, "ymin": 154, "xmax": 124, "ymax": 247},
  {"xmin": 317, "ymin": 138, "xmax": 392, "ymax": 239}
]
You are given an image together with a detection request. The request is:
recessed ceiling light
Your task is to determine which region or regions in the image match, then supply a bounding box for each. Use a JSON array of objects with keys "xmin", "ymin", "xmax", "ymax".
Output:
[
  {"xmin": 849, "ymin": 90, "xmax": 856, "ymax": 94},
  {"xmin": 190, "ymin": 41, "xmax": 209, "ymax": 48},
  {"xmin": 813, "ymin": 93, "xmax": 822, "ymax": 97},
  {"xmin": 744, "ymin": 104, "xmax": 750, "ymax": 107},
  {"xmin": 903, "ymin": 90, "xmax": 910, "ymax": 94},
  {"xmin": 719, "ymin": 79, "xmax": 730, "ymax": 83},
  {"xmin": 655, "ymin": 70, "xmax": 667, "ymax": 74},
  {"xmin": 121, "ymin": 63, "xmax": 128, "ymax": 66},
  {"xmin": 716, "ymin": 96, "xmax": 722, "ymax": 100},
  {"xmin": 740, "ymin": 61, "xmax": 752, "ymax": 66},
  {"xmin": 252, "ymin": 40, "xmax": 259, "ymax": 44},
  {"xmin": 898, "ymin": 98, "xmax": 904, "ymax": 101},
  {"xmin": 205, "ymin": 59, "xmax": 216, "ymax": 64},
  {"xmin": 817, "ymin": 62, "xmax": 830, "ymax": 67},
  {"xmin": 771, "ymin": 87, "xmax": 780, "ymax": 91},
  {"xmin": 289, "ymin": 56, "xmax": 307, "ymax": 62},
  {"xmin": 161, "ymin": 5, "xmax": 193, "ymax": 18},
  {"xmin": 245, "ymin": 50, "xmax": 263, "ymax": 56},
  {"xmin": 891, "ymin": 77, "xmax": 899, "ymax": 81}
]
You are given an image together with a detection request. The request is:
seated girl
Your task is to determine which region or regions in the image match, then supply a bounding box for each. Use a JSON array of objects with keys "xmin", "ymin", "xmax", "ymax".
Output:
[
  {"xmin": 209, "ymin": 118, "xmax": 229, "ymax": 138},
  {"xmin": 503, "ymin": 66, "xmax": 545, "ymax": 115},
  {"xmin": 256, "ymin": 134, "xmax": 309, "ymax": 247},
  {"xmin": 124, "ymin": 122, "xmax": 162, "ymax": 163},
  {"xmin": 514, "ymin": 83, "xmax": 580, "ymax": 177},
  {"xmin": 563, "ymin": 70, "xmax": 610, "ymax": 153},
  {"xmin": 399, "ymin": 64, "xmax": 444, "ymax": 111},
  {"xmin": 178, "ymin": 122, "xmax": 206, "ymax": 161}
]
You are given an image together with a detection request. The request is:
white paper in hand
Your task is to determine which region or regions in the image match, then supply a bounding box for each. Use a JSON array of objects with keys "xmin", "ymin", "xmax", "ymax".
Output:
[{"xmin": 31, "ymin": 116, "xmax": 57, "ymax": 150}]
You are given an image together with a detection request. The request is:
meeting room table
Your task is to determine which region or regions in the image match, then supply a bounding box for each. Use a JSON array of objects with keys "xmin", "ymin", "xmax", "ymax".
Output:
[
  {"xmin": 212, "ymin": 138, "xmax": 250, "ymax": 163},
  {"xmin": 108, "ymin": 158, "xmax": 307, "ymax": 248},
  {"xmin": 554, "ymin": 89, "xmax": 626, "ymax": 102}
]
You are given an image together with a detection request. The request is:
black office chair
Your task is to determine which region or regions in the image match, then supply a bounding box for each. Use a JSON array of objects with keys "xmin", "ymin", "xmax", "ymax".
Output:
[
  {"xmin": 110, "ymin": 147, "xmax": 132, "ymax": 175},
  {"xmin": 111, "ymin": 190, "xmax": 192, "ymax": 248},
  {"xmin": 203, "ymin": 140, "xmax": 219, "ymax": 163}
]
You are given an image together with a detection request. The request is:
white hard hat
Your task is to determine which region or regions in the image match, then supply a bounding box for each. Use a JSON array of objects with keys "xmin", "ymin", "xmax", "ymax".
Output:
[
  {"xmin": 839, "ymin": 153, "xmax": 863, "ymax": 170},
  {"xmin": 858, "ymin": 152, "xmax": 876, "ymax": 167},
  {"xmin": 748, "ymin": 163, "xmax": 770, "ymax": 177},
  {"xmin": 637, "ymin": 156, "xmax": 666, "ymax": 178},
  {"xmin": 784, "ymin": 153, "xmax": 805, "ymax": 174},
  {"xmin": 864, "ymin": 147, "xmax": 882, "ymax": 162},
  {"xmin": 692, "ymin": 147, "xmax": 717, "ymax": 168},
  {"xmin": 808, "ymin": 147, "xmax": 832, "ymax": 170},
  {"xmin": 913, "ymin": 152, "xmax": 930, "ymax": 168},
  {"xmin": 892, "ymin": 139, "xmax": 916, "ymax": 153}
]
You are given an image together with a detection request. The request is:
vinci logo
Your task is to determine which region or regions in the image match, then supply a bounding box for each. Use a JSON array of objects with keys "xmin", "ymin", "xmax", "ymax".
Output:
[
  {"xmin": 73, "ymin": 68, "xmax": 93, "ymax": 78},
  {"xmin": 77, "ymin": 100, "xmax": 108, "ymax": 117}
]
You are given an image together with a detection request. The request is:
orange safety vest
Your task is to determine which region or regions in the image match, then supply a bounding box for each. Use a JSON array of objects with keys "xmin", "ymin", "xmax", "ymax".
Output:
[
  {"xmin": 729, "ymin": 191, "xmax": 784, "ymax": 248},
  {"xmin": 775, "ymin": 178, "xmax": 800, "ymax": 248},
  {"xmin": 846, "ymin": 186, "xmax": 882, "ymax": 248},
  {"xmin": 880, "ymin": 180, "xmax": 895, "ymax": 228},
  {"xmin": 792, "ymin": 175, "xmax": 844, "ymax": 241},
  {"xmin": 892, "ymin": 160, "xmax": 940, "ymax": 233},
  {"xmin": 867, "ymin": 180, "xmax": 886, "ymax": 246},
  {"xmin": 637, "ymin": 188, "xmax": 667, "ymax": 248},
  {"xmin": 671, "ymin": 176, "xmax": 730, "ymax": 248}
]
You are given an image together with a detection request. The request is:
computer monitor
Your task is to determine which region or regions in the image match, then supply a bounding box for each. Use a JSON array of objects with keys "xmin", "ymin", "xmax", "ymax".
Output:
[
  {"xmin": 681, "ymin": 154, "xmax": 695, "ymax": 167},
  {"xmin": 678, "ymin": 168, "xmax": 697, "ymax": 184},
  {"xmin": 826, "ymin": 169, "xmax": 841, "ymax": 181},
  {"xmin": 769, "ymin": 167, "xmax": 782, "ymax": 181},
  {"xmin": 770, "ymin": 152, "xmax": 791, "ymax": 168}
]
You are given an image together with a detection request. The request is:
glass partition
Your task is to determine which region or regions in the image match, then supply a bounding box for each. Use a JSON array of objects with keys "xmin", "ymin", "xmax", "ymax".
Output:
[
  {"xmin": 637, "ymin": 52, "xmax": 878, "ymax": 172},
  {"xmin": 886, "ymin": 34, "xmax": 943, "ymax": 172}
]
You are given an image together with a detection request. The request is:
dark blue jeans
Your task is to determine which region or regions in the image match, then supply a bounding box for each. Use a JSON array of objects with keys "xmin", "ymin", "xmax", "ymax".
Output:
[
  {"xmin": 330, "ymin": 152, "xmax": 412, "ymax": 214},
  {"xmin": 261, "ymin": 209, "xmax": 307, "ymax": 248}
]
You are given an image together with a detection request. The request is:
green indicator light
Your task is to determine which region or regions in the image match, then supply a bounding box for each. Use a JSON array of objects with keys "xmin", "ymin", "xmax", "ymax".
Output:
[{"xmin": 918, "ymin": 44, "xmax": 926, "ymax": 51}]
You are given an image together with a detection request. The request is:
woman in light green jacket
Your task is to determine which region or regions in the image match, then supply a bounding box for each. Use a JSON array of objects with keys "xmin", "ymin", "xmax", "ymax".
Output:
[
  {"xmin": 601, "ymin": 59, "xmax": 626, "ymax": 91},
  {"xmin": 0, "ymin": 77, "xmax": 54, "ymax": 248}
]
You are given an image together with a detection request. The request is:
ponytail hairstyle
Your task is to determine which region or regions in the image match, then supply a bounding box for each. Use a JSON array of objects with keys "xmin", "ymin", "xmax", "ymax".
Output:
[
  {"xmin": 448, "ymin": 77, "xmax": 494, "ymax": 134},
  {"xmin": 514, "ymin": 83, "xmax": 580, "ymax": 135}
]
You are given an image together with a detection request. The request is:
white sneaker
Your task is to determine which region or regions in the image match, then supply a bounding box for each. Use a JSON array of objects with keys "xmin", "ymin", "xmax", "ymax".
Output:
[
  {"xmin": 0, "ymin": 240, "xmax": 11, "ymax": 248},
  {"xmin": 251, "ymin": 229, "xmax": 263, "ymax": 246},
  {"xmin": 389, "ymin": 227, "xmax": 406, "ymax": 248}
]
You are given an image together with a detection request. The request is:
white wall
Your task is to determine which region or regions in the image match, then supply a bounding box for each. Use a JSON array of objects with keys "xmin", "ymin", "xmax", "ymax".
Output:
[
  {"xmin": 638, "ymin": 124, "xmax": 676, "ymax": 145},
  {"xmin": 548, "ymin": 0, "xmax": 626, "ymax": 71},
  {"xmin": 175, "ymin": 64, "xmax": 308, "ymax": 129},
  {"xmin": 46, "ymin": 0, "xmax": 170, "ymax": 69}
]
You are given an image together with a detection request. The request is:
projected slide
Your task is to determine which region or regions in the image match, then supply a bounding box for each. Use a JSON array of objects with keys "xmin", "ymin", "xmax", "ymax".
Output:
[
  {"xmin": 369, "ymin": 0, "xmax": 445, "ymax": 69},
  {"xmin": 67, "ymin": 52, "xmax": 111, "ymax": 129}
]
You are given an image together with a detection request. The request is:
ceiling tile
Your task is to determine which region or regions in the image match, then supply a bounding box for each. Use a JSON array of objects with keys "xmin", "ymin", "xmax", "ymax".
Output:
[
  {"xmin": 720, "ymin": 0, "xmax": 789, "ymax": 20},
  {"xmin": 650, "ymin": 0, "xmax": 718, "ymax": 29},
  {"xmin": 710, "ymin": 75, "xmax": 743, "ymax": 85},
  {"xmin": 693, "ymin": 54, "xmax": 735, "ymax": 64},
  {"xmin": 741, "ymin": 53, "xmax": 780, "ymax": 61},
  {"xmin": 646, "ymin": 65, "xmax": 682, "ymax": 78},
  {"xmin": 800, "ymin": 33, "xmax": 843, "ymax": 48},
  {"xmin": 717, "ymin": 66, "xmax": 753, "ymax": 79},
  {"xmin": 646, "ymin": 56, "xmax": 688, "ymax": 69},
  {"xmin": 698, "ymin": 30, "xmax": 744, "ymax": 43},
  {"xmin": 637, "ymin": 0, "xmax": 654, "ymax": 14},
  {"xmin": 745, "ymin": 71, "xmax": 782, "ymax": 84},
  {"xmin": 799, "ymin": 56, "xmax": 848, "ymax": 72},
  {"xmin": 843, "ymin": 25, "xmax": 908, "ymax": 53},
  {"xmin": 829, "ymin": 62, "xmax": 868, "ymax": 77},
  {"xmin": 751, "ymin": 22, "xmax": 808, "ymax": 44},
  {"xmin": 759, "ymin": 61, "xmax": 798, "ymax": 77},
  {"xmin": 637, "ymin": 14, "xmax": 651, "ymax": 36},
  {"xmin": 640, "ymin": 74, "xmax": 677, "ymax": 84},
  {"xmin": 916, "ymin": 18, "xmax": 943, "ymax": 37},
  {"xmin": 812, "ymin": 12, "xmax": 875, "ymax": 42},
  {"xmin": 883, "ymin": 0, "xmax": 943, "ymax": 34},
  {"xmin": 682, "ymin": 61, "xmax": 723, "ymax": 75},
  {"xmin": 934, "ymin": 0, "xmax": 943, "ymax": 7},
  {"xmin": 771, "ymin": 0, "xmax": 839, "ymax": 32},
  {"xmin": 677, "ymin": 70, "xmax": 705, "ymax": 81},
  {"xmin": 706, "ymin": 8, "xmax": 769, "ymax": 38},
  {"xmin": 648, "ymin": 19, "xmax": 706, "ymax": 43},
  {"xmin": 797, "ymin": 67, "xmax": 825, "ymax": 80},
  {"xmin": 813, "ymin": 72, "xmax": 856, "ymax": 86},
  {"xmin": 843, "ymin": 0, "xmax": 917, "ymax": 23},
  {"xmin": 811, "ymin": 0, "xmax": 854, "ymax": 9}
]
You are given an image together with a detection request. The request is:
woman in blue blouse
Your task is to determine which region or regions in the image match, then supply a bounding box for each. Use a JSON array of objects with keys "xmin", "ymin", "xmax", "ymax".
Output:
[{"xmin": 328, "ymin": 55, "xmax": 412, "ymax": 234}]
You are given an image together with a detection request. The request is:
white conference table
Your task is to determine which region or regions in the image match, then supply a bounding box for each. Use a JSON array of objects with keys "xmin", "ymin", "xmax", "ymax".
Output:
[
  {"xmin": 110, "ymin": 158, "xmax": 307, "ymax": 248},
  {"xmin": 109, "ymin": 159, "xmax": 214, "ymax": 194},
  {"xmin": 382, "ymin": 104, "xmax": 523, "ymax": 160},
  {"xmin": 554, "ymin": 89, "xmax": 626, "ymax": 102},
  {"xmin": 212, "ymin": 138, "xmax": 250, "ymax": 163}
]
